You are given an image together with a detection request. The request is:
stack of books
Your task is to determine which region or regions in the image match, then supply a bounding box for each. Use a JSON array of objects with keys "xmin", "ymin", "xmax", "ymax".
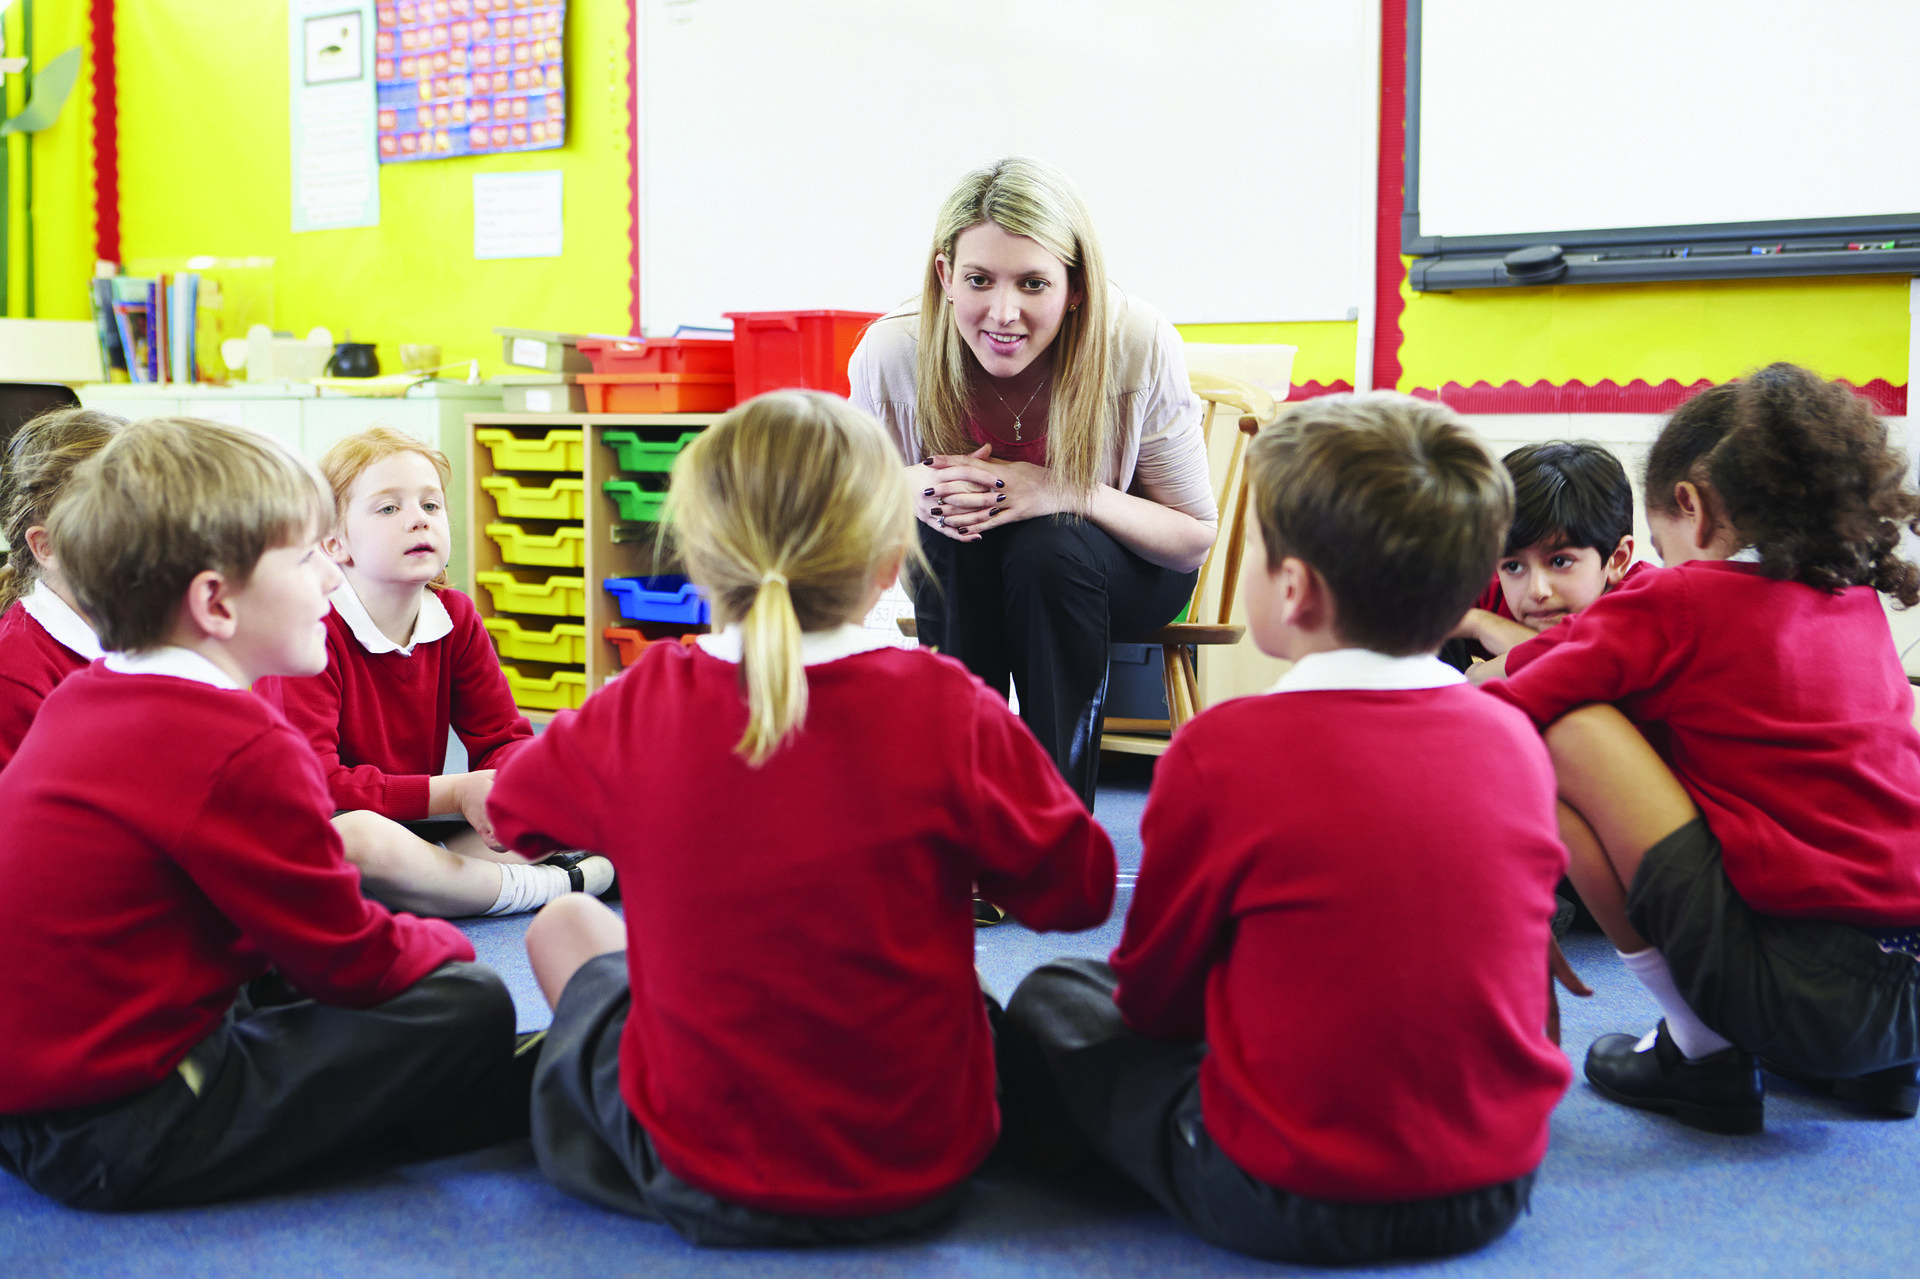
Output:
[{"xmin": 87, "ymin": 274, "xmax": 200, "ymax": 384}]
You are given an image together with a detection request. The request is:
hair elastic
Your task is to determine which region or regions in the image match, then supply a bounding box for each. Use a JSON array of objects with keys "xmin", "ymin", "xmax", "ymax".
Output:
[{"xmin": 760, "ymin": 570, "xmax": 789, "ymax": 590}]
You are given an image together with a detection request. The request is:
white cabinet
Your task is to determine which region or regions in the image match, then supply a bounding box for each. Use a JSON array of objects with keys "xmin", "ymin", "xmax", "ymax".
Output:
[{"xmin": 77, "ymin": 382, "xmax": 503, "ymax": 588}]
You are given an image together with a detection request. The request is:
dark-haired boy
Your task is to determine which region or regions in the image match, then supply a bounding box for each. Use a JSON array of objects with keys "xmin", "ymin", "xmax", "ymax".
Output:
[
  {"xmin": 1450, "ymin": 440, "xmax": 1647, "ymax": 681},
  {"xmin": 0, "ymin": 417, "xmax": 519, "ymax": 1210},
  {"xmin": 999, "ymin": 394, "xmax": 1572, "ymax": 1265}
]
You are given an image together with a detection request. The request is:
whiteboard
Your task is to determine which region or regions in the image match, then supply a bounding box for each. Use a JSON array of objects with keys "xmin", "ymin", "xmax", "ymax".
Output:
[
  {"xmin": 1412, "ymin": 0, "xmax": 1920, "ymax": 243},
  {"xmin": 640, "ymin": 0, "xmax": 1371, "ymax": 333}
]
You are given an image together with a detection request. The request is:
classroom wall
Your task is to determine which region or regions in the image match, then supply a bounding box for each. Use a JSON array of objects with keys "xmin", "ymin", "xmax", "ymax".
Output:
[
  {"xmin": 21, "ymin": 2, "xmax": 1912, "ymax": 410},
  {"xmin": 99, "ymin": 3, "xmax": 634, "ymax": 375}
]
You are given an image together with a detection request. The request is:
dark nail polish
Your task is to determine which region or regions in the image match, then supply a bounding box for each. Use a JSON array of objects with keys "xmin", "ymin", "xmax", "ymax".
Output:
[
  {"xmin": 931, "ymin": 506, "xmax": 943, "ymax": 515},
  {"xmin": 996, "ymin": 494, "xmax": 1006, "ymax": 503},
  {"xmin": 995, "ymin": 479, "xmax": 1005, "ymax": 488},
  {"xmin": 923, "ymin": 488, "xmax": 935, "ymax": 496},
  {"xmin": 920, "ymin": 456, "xmax": 933, "ymax": 466}
]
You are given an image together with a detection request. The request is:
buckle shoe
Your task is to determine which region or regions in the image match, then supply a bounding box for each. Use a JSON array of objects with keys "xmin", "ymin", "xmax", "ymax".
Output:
[{"xmin": 1585, "ymin": 1020, "xmax": 1764, "ymax": 1135}]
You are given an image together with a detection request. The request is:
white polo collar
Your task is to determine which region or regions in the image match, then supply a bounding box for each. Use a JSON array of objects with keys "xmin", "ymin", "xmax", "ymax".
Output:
[
  {"xmin": 1269, "ymin": 647, "xmax": 1466, "ymax": 694},
  {"xmin": 330, "ymin": 579, "xmax": 452, "ymax": 656},
  {"xmin": 697, "ymin": 622, "xmax": 897, "ymax": 667},
  {"xmin": 19, "ymin": 580, "xmax": 104, "ymax": 661},
  {"xmin": 104, "ymin": 645, "xmax": 243, "ymax": 690}
]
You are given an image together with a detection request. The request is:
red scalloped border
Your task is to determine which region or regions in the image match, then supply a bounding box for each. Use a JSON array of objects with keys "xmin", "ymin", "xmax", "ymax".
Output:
[
  {"xmin": 91, "ymin": 0, "xmax": 118, "ymax": 263},
  {"xmin": 1413, "ymin": 378, "xmax": 1908, "ymax": 417},
  {"xmin": 1286, "ymin": 380, "xmax": 1355, "ymax": 402}
]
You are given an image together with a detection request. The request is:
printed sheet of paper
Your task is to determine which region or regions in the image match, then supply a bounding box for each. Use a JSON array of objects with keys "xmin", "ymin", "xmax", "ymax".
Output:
[
  {"xmin": 290, "ymin": 2, "xmax": 381, "ymax": 231},
  {"xmin": 473, "ymin": 170, "xmax": 564, "ymax": 259}
]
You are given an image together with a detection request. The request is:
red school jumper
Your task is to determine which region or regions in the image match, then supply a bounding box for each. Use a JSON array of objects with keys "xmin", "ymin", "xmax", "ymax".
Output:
[
  {"xmin": 488, "ymin": 636, "xmax": 1117, "ymax": 1217},
  {"xmin": 0, "ymin": 660, "xmax": 471, "ymax": 1113},
  {"xmin": 268, "ymin": 586, "xmax": 531, "ymax": 819},
  {"xmin": 1489, "ymin": 559, "xmax": 1920, "ymax": 922},
  {"xmin": 0, "ymin": 586, "xmax": 102, "ymax": 769},
  {"xmin": 1110, "ymin": 667, "xmax": 1572, "ymax": 1203}
]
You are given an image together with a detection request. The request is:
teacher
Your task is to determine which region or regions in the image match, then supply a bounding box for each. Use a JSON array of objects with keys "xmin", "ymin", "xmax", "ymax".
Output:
[{"xmin": 849, "ymin": 157, "xmax": 1217, "ymax": 810}]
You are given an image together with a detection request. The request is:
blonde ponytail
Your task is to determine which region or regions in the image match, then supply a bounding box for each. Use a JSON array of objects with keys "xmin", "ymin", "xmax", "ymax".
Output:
[{"xmin": 667, "ymin": 393, "xmax": 920, "ymax": 766}]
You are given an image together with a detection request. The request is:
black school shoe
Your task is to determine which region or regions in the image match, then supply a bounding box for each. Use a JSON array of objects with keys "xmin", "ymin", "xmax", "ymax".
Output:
[
  {"xmin": 1763, "ymin": 1058, "xmax": 1920, "ymax": 1119},
  {"xmin": 543, "ymin": 851, "xmax": 620, "ymax": 901},
  {"xmin": 1585, "ymin": 1020, "xmax": 1764, "ymax": 1135},
  {"xmin": 974, "ymin": 896, "xmax": 1007, "ymax": 927}
]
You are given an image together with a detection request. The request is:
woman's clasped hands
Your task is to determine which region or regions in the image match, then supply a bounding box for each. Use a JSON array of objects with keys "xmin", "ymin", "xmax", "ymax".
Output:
[{"xmin": 914, "ymin": 443, "xmax": 1063, "ymax": 542}]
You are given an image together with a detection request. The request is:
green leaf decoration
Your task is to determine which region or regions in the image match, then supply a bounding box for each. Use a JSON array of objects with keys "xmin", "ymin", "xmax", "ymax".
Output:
[{"xmin": 1, "ymin": 46, "xmax": 82, "ymax": 137}]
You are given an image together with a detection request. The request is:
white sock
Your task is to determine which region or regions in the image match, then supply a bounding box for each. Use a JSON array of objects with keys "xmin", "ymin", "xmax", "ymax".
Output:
[
  {"xmin": 483, "ymin": 861, "xmax": 573, "ymax": 917},
  {"xmin": 1618, "ymin": 947, "xmax": 1736, "ymax": 1059}
]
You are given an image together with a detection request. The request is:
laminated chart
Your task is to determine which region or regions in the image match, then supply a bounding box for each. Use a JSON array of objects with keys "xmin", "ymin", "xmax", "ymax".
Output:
[{"xmin": 374, "ymin": 0, "xmax": 566, "ymax": 162}]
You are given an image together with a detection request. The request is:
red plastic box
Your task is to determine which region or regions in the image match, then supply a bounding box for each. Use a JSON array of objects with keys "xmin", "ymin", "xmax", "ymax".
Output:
[
  {"xmin": 723, "ymin": 310, "xmax": 882, "ymax": 399},
  {"xmin": 579, "ymin": 373, "xmax": 735, "ymax": 413},
  {"xmin": 575, "ymin": 336, "xmax": 734, "ymax": 377}
]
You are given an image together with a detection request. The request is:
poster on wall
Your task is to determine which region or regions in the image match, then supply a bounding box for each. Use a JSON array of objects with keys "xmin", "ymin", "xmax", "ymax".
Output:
[
  {"xmin": 290, "ymin": 1, "xmax": 381, "ymax": 231},
  {"xmin": 373, "ymin": 0, "xmax": 567, "ymax": 163}
]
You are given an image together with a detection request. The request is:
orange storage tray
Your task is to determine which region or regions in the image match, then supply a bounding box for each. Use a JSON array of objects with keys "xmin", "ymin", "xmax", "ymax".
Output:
[{"xmin": 579, "ymin": 373, "xmax": 735, "ymax": 414}]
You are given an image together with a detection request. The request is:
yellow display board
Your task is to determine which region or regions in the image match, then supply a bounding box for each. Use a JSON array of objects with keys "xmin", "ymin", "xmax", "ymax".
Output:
[
  {"xmin": 1176, "ymin": 321, "xmax": 1357, "ymax": 394},
  {"xmin": 1396, "ymin": 269, "xmax": 1909, "ymax": 394},
  {"xmin": 109, "ymin": 3, "xmax": 633, "ymax": 376}
]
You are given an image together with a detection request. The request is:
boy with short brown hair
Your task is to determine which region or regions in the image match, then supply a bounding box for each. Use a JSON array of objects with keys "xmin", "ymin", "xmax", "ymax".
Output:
[
  {"xmin": 0, "ymin": 417, "xmax": 518, "ymax": 1210},
  {"xmin": 1000, "ymin": 394, "xmax": 1572, "ymax": 1265}
]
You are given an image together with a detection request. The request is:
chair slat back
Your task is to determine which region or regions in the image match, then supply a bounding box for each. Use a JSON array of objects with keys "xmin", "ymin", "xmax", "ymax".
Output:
[{"xmin": 1182, "ymin": 372, "xmax": 1276, "ymax": 628}]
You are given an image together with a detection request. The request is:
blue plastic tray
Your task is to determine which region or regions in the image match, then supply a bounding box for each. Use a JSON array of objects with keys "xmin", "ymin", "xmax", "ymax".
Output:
[{"xmin": 604, "ymin": 575, "xmax": 711, "ymax": 624}]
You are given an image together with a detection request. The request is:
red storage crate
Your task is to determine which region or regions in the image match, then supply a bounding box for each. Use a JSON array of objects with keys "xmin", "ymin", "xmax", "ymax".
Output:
[
  {"xmin": 723, "ymin": 310, "xmax": 882, "ymax": 399},
  {"xmin": 579, "ymin": 373, "xmax": 736, "ymax": 413},
  {"xmin": 576, "ymin": 336, "xmax": 735, "ymax": 377}
]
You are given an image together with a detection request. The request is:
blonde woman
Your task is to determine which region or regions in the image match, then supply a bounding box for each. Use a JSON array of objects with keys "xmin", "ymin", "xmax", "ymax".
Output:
[
  {"xmin": 849, "ymin": 157, "xmax": 1216, "ymax": 809},
  {"xmin": 492, "ymin": 392, "xmax": 1113, "ymax": 1244}
]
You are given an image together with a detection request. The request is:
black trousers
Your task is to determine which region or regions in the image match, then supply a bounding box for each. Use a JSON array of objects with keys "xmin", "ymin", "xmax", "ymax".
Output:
[
  {"xmin": 0, "ymin": 962, "xmax": 515, "ymax": 1210},
  {"xmin": 910, "ymin": 517, "xmax": 1196, "ymax": 809},
  {"xmin": 999, "ymin": 959, "xmax": 1536, "ymax": 1265}
]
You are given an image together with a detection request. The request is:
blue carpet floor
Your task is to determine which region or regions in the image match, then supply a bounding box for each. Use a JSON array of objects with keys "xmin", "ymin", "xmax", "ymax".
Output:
[{"xmin": 6, "ymin": 755, "xmax": 1919, "ymax": 1276}]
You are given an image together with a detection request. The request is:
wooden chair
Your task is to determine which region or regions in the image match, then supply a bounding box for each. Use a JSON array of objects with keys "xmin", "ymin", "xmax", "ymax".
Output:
[{"xmin": 1101, "ymin": 370, "xmax": 1278, "ymax": 756}]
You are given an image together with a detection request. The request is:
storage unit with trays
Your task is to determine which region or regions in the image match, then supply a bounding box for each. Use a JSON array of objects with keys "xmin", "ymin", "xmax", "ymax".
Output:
[{"xmin": 468, "ymin": 411, "xmax": 725, "ymax": 720}]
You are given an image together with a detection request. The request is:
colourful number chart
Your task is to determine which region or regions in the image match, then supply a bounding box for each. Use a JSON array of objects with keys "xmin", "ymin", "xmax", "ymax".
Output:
[{"xmin": 374, "ymin": 0, "xmax": 566, "ymax": 163}]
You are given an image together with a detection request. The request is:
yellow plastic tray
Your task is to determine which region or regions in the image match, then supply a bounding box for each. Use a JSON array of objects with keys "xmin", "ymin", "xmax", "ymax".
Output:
[
  {"xmin": 483, "ymin": 617, "xmax": 589, "ymax": 665},
  {"xmin": 501, "ymin": 665, "xmax": 589, "ymax": 711},
  {"xmin": 475, "ymin": 428, "xmax": 585, "ymax": 472},
  {"xmin": 486, "ymin": 521, "xmax": 586, "ymax": 569},
  {"xmin": 479, "ymin": 475, "xmax": 586, "ymax": 520},
  {"xmin": 473, "ymin": 571, "xmax": 586, "ymax": 618}
]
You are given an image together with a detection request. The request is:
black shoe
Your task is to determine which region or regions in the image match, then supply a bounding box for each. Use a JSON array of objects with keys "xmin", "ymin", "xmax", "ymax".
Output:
[
  {"xmin": 1585, "ymin": 1020, "xmax": 1764, "ymax": 1135},
  {"xmin": 1763, "ymin": 1058, "xmax": 1919, "ymax": 1119},
  {"xmin": 1551, "ymin": 894, "xmax": 1576, "ymax": 940},
  {"xmin": 543, "ymin": 851, "xmax": 619, "ymax": 901},
  {"xmin": 974, "ymin": 896, "xmax": 1007, "ymax": 927}
]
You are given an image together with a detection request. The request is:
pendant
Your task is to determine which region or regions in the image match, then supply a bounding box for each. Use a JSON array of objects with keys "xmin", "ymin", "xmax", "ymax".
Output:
[{"xmin": 1013, "ymin": 417, "xmax": 1023, "ymax": 441}]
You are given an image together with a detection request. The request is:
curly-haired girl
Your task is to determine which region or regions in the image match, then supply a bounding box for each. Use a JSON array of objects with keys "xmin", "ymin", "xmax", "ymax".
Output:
[{"xmin": 1489, "ymin": 363, "xmax": 1920, "ymax": 1133}]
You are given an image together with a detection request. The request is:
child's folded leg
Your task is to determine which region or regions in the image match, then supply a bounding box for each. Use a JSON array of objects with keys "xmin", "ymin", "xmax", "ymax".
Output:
[
  {"xmin": 1000, "ymin": 959, "xmax": 1533, "ymax": 1264},
  {"xmin": 0, "ymin": 961, "xmax": 516, "ymax": 1210},
  {"xmin": 334, "ymin": 811, "xmax": 613, "ymax": 917}
]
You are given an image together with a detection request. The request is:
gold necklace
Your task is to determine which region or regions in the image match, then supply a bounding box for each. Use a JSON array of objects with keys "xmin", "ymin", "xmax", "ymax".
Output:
[{"xmin": 984, "ymin": 374, "xmax": 1050, "ymax": 441}]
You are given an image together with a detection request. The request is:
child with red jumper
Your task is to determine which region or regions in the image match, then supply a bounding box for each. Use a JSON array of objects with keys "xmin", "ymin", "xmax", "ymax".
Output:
[
  {"xmin": 1000, "ymin": 394, "xmax": 1572, "ymax": 1265},
  {"xmin": 489, "ymin": 392, "xmax": 1115, "ymax": 1245},
  {"xmin": 1489, "ymin": 367, "xmax": 1920, "ymax": 1133},
  {"xmin": 0, "ymin": 407, "xmax": 122, "ymax": 768},
  {"xmin": 268, "ymin": 427, "xmax": 612, "ymax": 917},
  {"xmin": 0, "ymin": 417, "xmax": 515, "ymax": 1209}
]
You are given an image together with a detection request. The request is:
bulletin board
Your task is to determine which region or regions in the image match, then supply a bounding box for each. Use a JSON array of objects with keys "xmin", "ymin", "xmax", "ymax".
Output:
[{"xmin": 637, "ymin": 0, "xmax": 1375, "ymax": 334}]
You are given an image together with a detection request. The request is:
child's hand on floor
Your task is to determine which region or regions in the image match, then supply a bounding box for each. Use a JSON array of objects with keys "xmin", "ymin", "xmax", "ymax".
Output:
[{"xmin": 1547, "ymin": 936, "xmax": 1593, "ymax": 1046}]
